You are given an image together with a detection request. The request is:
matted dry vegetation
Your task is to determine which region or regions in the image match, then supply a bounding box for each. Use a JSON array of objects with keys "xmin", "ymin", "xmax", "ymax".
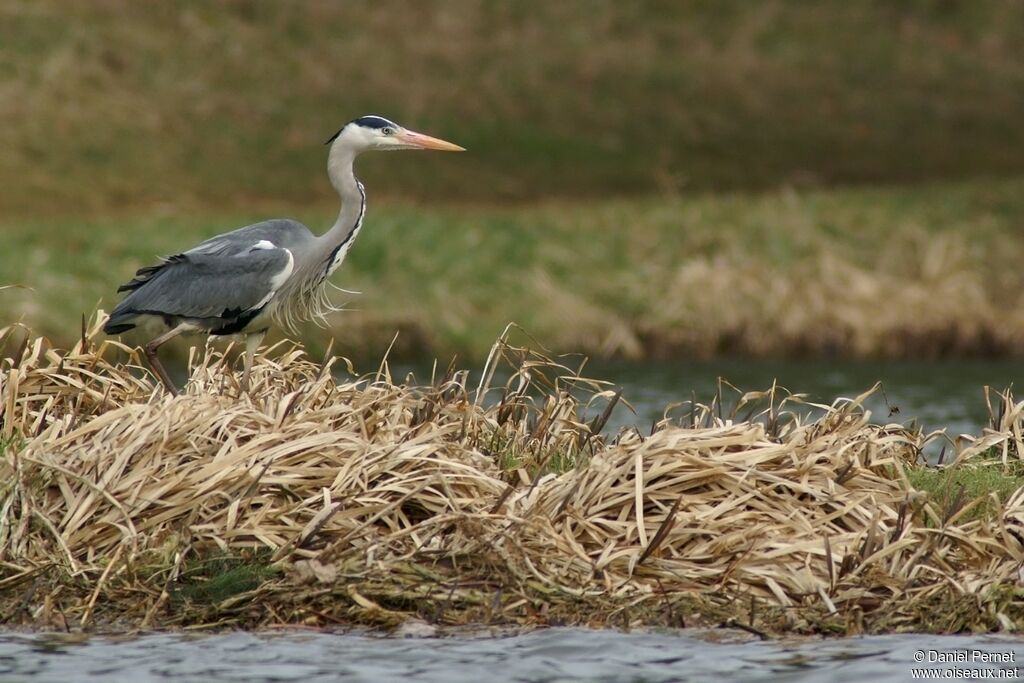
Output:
[{"xmin": 2, "ymin": 319, "xmax": 1024, "ymax": 636}]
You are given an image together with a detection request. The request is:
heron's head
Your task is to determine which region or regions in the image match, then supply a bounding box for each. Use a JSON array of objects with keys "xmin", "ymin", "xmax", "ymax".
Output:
[{"xmin": 326, "ymin": 115, "xmax": 465, "ymax": 153}]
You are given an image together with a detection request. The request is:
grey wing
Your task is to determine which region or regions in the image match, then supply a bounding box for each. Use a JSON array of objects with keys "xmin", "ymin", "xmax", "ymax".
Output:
[
  {"xmin": 186, "ymin": 219, "xmax": 313, "ymax": 256},
  {"xmin": 105, "ymin": 243, "xmax": 294, "ymax": 334}
]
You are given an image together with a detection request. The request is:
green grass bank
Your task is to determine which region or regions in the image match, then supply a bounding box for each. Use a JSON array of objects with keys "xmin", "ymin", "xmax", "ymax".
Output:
[{"xmin": 3, "ymin": 177, "xmax": 1024, "ymax": 363}]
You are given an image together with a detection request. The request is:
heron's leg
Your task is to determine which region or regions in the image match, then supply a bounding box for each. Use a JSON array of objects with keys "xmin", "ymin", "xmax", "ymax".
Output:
[
  {"xmin": 144, "ymin": 323, "xmax": 189, "ymax": 396},
  {"xmin": 241, "ymin": 330, "xmax": 266, "ymax": 392}
]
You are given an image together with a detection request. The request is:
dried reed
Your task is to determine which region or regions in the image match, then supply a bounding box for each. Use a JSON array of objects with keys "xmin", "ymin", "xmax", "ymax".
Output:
[{"xmin": 1, "ymin": 317, "xmax": 1023, "ymax": 635}]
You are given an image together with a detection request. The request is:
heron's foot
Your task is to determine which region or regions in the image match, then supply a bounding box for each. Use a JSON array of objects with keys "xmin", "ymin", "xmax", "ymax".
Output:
[
  {"xmin": 141, "ymin": 323, "xmax": 188, "ymax": 397},
  {"xmin": 144, "ymin": 346, "xmax": 180, "ymax": 397}
]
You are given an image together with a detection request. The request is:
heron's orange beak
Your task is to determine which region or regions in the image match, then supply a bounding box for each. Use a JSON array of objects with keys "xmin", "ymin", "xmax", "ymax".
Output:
[{"xmin": 396, "ymin": 129, "xmax": 465, "ymax": 151}]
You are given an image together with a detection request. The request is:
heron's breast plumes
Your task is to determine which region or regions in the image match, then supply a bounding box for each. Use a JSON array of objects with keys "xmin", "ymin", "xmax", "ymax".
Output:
[{"xmin": 271, "ymin": 182, "xmax": 366, "ymax": 334}]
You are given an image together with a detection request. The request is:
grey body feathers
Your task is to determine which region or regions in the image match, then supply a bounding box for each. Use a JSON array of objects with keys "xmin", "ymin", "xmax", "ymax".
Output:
[
  {"xmin": 104, "ymin": 219, "xmax": 308, "ymax": 336},
  {"xmin": 185, "ymin": 219, "xmax": 314, "ymax": 256}
]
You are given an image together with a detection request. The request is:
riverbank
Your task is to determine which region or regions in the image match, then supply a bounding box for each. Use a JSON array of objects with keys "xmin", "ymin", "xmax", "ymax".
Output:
[
  {"xmin": 2, "ymin": 321, "xmax": 1024, "ymax": 635},
  {"xmin": 5, "ymin": 177, "xmax": 1024, "ymax": 363}
]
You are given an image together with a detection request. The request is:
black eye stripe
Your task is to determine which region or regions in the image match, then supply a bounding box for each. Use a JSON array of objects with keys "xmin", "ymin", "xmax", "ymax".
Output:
[
  {"xmin": 353, "ymin": 115, "xmax": 397, "ymax": 130},
  {"xmin": 325, "ymin": 115, "xmax": 399, "ymax": 145}
]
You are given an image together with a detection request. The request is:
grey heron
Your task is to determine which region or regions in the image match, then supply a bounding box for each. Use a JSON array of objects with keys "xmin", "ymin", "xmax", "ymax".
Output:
[{"xmin": 103, "ymin": 115, "xmax": 464, "ymax": 395}]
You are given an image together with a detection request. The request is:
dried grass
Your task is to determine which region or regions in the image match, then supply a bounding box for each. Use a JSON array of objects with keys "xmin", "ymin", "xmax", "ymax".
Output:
[{"xmin": 2, "ymin": 317, "xmax": 1024, "ymax": 635}]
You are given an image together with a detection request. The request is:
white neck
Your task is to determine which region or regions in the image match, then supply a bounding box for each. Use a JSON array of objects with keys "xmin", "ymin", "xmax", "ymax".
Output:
[{"xmin": 318, "ymin": 142, "xmax": 367, "ymax": 276}]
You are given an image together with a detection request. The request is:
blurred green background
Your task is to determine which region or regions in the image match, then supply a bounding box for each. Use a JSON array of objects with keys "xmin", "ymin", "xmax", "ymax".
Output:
[{"xmin": 3, "ymin": 1, "xmax": 1024, "ymax": 362}]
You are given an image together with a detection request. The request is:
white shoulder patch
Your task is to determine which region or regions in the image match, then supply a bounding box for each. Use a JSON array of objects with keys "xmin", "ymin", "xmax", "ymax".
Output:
[
  {"xmin": 253, "ymin": 249, "xmax": 294, "ymax": 310},
  {"xmin": 270, "ymin": 249, "xmax": 294, "ymax": 290},
  {"xmin": 252, "ymin": 240, "xmax": 277, "ymax": 250}
]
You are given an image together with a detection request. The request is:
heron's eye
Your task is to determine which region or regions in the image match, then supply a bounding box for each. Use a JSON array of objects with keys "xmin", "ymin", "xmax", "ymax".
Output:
[{"xmin": 382, "ymin": 127, "xmax": 396, "ymax": 136}]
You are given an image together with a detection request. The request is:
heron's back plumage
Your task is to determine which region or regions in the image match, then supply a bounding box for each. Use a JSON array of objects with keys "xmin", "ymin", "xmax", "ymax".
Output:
[{"xmin": 103, "ymin": 219, "xmax": 309, "ymax": 336}]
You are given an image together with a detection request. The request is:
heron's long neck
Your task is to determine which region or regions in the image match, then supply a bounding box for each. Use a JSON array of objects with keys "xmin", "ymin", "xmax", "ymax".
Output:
[{"xmin": 318, "ymin": 145, "xmax": 366, "ymax": 276}]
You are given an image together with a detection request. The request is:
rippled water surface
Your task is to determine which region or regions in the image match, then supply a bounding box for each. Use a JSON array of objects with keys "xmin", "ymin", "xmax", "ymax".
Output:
[
  {"xmin": 586, "ymin": 358, "xmax": 1024, "ymax": 441},
  {"xmin": 2, "ymin": 628, "xmax": 1023, "ymax": 683}
]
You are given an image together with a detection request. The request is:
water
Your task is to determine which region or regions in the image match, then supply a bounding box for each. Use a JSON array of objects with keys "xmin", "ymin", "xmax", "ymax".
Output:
[
  {"xmin": 434, "ymin": 357, "xmax": 1022, "ymax": 451},
  {"xmin": 2, "ymin": 628, "xmax": 1022, "ymax": 682}
]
